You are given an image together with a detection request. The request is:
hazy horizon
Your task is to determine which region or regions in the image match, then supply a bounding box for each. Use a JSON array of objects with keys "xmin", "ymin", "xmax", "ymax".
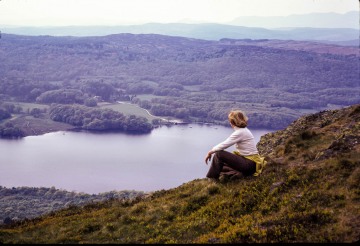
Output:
[
  {"xmin": 0, "ymin": 0, "xmax": 358, "ymax": 27},
  {"xmin": 0, "ymin": 11, "xmax": 357, "ymax": 27}
]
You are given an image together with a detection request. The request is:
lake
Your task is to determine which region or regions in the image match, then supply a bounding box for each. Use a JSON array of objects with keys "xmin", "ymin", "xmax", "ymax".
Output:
[{"xmin": 0, "ymin": 124, "xmax": 272, "ymax": 194}]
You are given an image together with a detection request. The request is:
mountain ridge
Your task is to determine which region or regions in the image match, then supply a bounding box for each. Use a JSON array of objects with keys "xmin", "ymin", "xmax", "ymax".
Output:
[
  {"xmin": 2, "ymin": 23, "xmax": 358, "ymax": 44},
  {"xmin": 228, "ymin": 11, "xmax": 359, "ymax": 29}
]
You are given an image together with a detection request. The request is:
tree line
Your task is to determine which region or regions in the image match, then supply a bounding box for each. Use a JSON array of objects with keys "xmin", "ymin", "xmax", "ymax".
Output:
[{"xmin": 49, "ymin": 104, "xmax": 153, "ymax": 133}]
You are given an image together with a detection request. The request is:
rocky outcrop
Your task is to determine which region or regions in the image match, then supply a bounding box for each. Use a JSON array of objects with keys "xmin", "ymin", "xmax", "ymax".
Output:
[{"xmin": 257, "ymin": 104, "xmax": 360, "ymax": 165}]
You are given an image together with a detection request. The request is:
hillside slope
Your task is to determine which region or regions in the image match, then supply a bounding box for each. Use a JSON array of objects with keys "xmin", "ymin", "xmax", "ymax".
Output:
[{"xmin": 0, "ymin": 104, "xmax": 359, "ymax": 243}]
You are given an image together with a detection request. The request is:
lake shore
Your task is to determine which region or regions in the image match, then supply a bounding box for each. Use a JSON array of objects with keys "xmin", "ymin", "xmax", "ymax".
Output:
[
  {"xmin": 3, "ymin": 114, "xmax": 190, "ymax": 139},
  {"xmin": 5, "ymin": 115, "xmax": 75, "ymax": 138}
]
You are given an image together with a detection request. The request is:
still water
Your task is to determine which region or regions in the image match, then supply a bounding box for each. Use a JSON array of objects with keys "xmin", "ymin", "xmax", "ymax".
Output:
[{"xmin": 0, "ymin": 124, "xmax": 272, "ymax": 194}]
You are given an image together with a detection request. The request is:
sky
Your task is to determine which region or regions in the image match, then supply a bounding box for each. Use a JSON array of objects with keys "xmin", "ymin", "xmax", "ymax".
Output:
[{"xmin": 0, "ymin": 0, "xmax": 358, "ymax": 26}]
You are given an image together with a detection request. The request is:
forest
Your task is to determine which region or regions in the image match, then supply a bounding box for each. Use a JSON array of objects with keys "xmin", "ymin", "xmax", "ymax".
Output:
[
  {"xmin": 0, "ymin": 33, "xmax": 359, "ymax": 137},
  {"xmin": 0, "ymin": 186, "xmax": 145, "ymax": 225}
]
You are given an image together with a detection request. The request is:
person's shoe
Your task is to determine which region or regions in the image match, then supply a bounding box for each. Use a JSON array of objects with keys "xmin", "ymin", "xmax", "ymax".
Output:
[
  {"xmin": 219, "ymin": 175, "xmax": 230, "ymax": 183},
  {"xmin": 229, "ymin": 173, "xmax": 244, "ymax": 180}
]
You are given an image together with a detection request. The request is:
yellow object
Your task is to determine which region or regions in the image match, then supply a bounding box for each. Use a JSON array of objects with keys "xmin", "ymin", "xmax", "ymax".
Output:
[{"xmin": 233, "ymin": 151, "xmax": 267, "ymax": 176}]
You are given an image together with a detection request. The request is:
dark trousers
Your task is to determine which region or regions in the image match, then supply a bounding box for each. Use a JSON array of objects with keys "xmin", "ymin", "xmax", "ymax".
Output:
[{"xmin": 206, "ymin": 150, "xmax": 256, "ymax": 179}]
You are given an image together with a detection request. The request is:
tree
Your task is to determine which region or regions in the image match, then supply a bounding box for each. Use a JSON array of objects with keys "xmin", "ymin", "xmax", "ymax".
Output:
[
  {"xmin": 84, "ymin": 98, "xmax": 97, "ymax": 107},
  {"xmin": 0, "ymin": 108, "xmax": 11, "ymax": 120},
  {"xmin": 30, "ymin": 108, "xmax": 42, "ymax": 118}
]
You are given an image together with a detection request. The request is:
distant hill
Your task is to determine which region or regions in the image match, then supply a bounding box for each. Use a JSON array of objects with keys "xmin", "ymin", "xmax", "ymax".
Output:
[
  {"xmin": 229, "ymin": 11, "xmax": 359, "ymax": 29},
  {"xmin": 0, "ymin": 104, "xmax": 359, "ymax": 243},
  {"xmin": 2, "ymin": 23, "xmax": 358, "ymax": 44}
]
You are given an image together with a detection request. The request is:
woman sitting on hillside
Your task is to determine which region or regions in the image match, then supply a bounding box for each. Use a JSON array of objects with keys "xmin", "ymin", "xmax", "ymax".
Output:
[{"xmin": 205, "ymin": 110, "xmax": 266, "ymax": 181}]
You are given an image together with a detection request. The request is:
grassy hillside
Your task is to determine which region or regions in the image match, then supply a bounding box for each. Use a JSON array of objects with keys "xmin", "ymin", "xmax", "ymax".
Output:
[{"xmin": 0, "ymin": 104, "xmax": 359, "ymax": 243}]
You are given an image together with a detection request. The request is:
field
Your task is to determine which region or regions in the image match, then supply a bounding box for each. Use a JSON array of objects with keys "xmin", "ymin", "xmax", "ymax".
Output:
[
  {"xmin": 98, "ymin": 102, "xmax": 161, "ymax": 121},
  {"xmin": 8, "ymin": 102, "xmax": 49, "ymax": 111},
  {"xmin": 135, "ymin": 94, "xmax": 164, "ymax": 100},
  {"xmin": 7, "ymin": 101, "xmax": 161, "ymax": 122}
]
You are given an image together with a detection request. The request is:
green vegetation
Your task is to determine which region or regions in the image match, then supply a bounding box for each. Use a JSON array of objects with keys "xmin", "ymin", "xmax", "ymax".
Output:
[
  {"xmin": 0, "ymin": 186, "xmax": 145, "ymax": 225},
  {"xmin": 1, "ymin": 34, "xmax": 358, "ymax": 132},
  {"xmin": 49, "ymin": 104, "xmax": 153, "ymax": 133},
  {"xmin": 99, "ymin": 102, "xmax": 160, "ymax": 122},
  {"xmin": 36, "ymin": 89, "xmax": 85, "ymax": 104},
  {"xmin": 0, "ymin": 104, "xmax": 358, "ymax": 243},
  {"xmin": 0, "ymin": 101, "xmax": 155, "ymax": 138},
  {"xmin": 4, "ymin": 102, "xmax": 49, "ymax": 112}
]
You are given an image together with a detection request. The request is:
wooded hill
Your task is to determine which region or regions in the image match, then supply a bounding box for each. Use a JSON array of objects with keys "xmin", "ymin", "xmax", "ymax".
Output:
[
  {"xmin": 0, "ymin": 33, "xmax": 359, "ymax": 132},
  {"xmin": 0, "ymin": 187, "xmax": 145, "ymax": 225},
  {"xmin": 0, "ymin": 104, "xmax": 359, "ymax": 243}
]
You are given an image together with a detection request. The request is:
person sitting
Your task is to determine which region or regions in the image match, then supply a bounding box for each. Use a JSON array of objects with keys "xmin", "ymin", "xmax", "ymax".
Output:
[{"xmin": 204, "ymin": 110, "xmax": 266, "ymax": 181}]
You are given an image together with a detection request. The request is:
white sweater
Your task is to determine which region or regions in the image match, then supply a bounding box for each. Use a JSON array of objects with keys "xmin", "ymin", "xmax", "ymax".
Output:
[{"xmin": 211, "ymin": 127, "xmax": 259, "ymax": 156}]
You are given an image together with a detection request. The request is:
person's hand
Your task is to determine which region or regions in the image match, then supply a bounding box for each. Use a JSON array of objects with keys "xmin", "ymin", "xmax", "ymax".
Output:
[{"xmin": 205, "ymin": 151, "xmax": 213, "ymax": 165}]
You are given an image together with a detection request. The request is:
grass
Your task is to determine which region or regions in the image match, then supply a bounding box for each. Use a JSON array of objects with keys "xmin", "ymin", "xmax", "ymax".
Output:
[
  {"xmin": 5, "ymin": 102, "xmax": 49, "ymax": 111},
  {"xmin": 135, "ymin": 94, "xmax": 165, "ymax": 100},
  {"xmin": 98, "ymin": 102, "xmax": 160, "ymax": 121}
]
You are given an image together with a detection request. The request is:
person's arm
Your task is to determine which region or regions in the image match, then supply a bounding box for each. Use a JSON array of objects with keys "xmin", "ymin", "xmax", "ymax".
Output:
[
  {"xmin": 211, "ymin": 130, "xmax": 241, "ymax": 152},
  {"xmin": 205, "ymin": 130, "xmax": 242, "ymax": 164}
]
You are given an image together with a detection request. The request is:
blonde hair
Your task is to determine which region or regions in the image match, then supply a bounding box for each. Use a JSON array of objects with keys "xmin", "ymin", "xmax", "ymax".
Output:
[{"xmin": 228, "ymin": 110, "xmax": 248, "ymax": 128}]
